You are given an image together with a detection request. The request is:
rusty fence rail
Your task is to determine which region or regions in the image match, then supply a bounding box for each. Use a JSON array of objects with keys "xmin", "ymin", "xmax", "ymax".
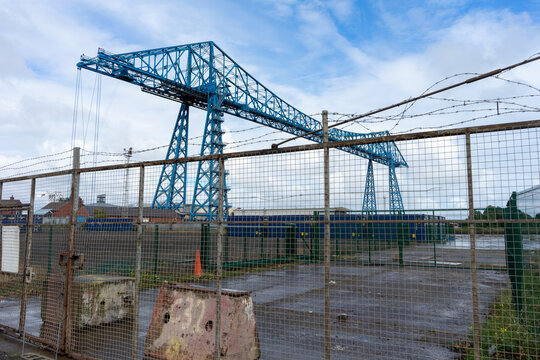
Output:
[{"xmin": 0, "ymin": 119, "xmax": 538, "ymax": 359}]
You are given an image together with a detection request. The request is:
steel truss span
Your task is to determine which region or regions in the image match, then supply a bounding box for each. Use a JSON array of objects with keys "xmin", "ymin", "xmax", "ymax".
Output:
[{"xmin": 77, "ymin": 41, "xmax": 407, "ymax": 220}]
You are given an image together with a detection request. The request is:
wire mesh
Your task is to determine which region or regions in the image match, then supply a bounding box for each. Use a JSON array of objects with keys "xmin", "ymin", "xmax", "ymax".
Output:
[{"xmin": 0, "ymin": 122, "xmax": 538, "ymax": 359}]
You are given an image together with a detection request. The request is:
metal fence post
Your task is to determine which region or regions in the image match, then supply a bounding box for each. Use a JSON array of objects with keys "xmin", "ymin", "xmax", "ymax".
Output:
[
  {"xmin": 19, "ymin": 178, "xmax": 35, "ymax": 336},
  {"xmin": 276, "ymin": 230, "xmax": 280, "ymax": 259},
  {"xmin": 285, "ymin": 224, "xmax": 296, "ymax": 258},
  {"xmin": 431, "ymin": 210, "xmax": 435, "ymax": 242},
  {"xmin": 311, "ymin": 211, "xmax": 320, "ymax": 262},
  {"xmin": 504, "ymin": 192, "xmax": 524, "ymax": 318},
  {"xmin": 362, "ymin": 215, "xmax": 372, "ymax": 264},
  {"xmin": 201, "ymin": 223, "xmax": 210, "ymax": 270},
  {"xmin": 259, "ymin": 229, "xmax": 264, "ymax": 260},
  {"xmin": 47, "ymin": 225, "xmax": 53, "ymax": 278},
  {"xmin": 243, "ymin": 227, "xmax": 248, "ymax": 261},
  {"xmin": 154, "ymin": 224, "xmax": 159, "ymax": 282},
  {"xmin": 368, "ymin": 219, "xmax": 372, "ymax": 264},
  {"xmin": 354, "ymin": 222, "xmax": 359, "ymax": 254},
  {"xmin": 323, "ymin": 110, "xmax": 331, "ymax": 360},
  {"xmin": 448, "ymin": 222, "xmax": 455, "ymax": 240},
  {"xmin": 433, "ymin": 231, "xmax": 437, "ymax": 268},
  {"xmin": 334, "ymin": 231, "xmax": 339, "ymax": 257},
  {"xmin": 466, "ymin": 132, "xmax": 481, "ymax": 360},
  {"xmin": 62, "ymin": 146, "xmax": 80, "ymax": 354},
  {"xmin": 397, "ymin": 215, "xmax": 403, "ymax": 267},
  {"xmin": 131, "ymin": 166, "xmax": 145, "ymax": 360},
  {"xmin": 224, "ymin": 226, "xmax": 229, "ymax": 263},
  {"xmin": 215, "ymin": 156, "xmax": 225, "ymax": 359},
  {"xmin": 262, "ymin": 220, "xmax": 268, "ymax": 260}
]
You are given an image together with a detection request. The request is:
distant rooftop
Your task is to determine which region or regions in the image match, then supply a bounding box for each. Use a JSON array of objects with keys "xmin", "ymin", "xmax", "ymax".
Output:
[{"xmin": 85, "ymin": 205, "xmax": 183, "ymax": 219}]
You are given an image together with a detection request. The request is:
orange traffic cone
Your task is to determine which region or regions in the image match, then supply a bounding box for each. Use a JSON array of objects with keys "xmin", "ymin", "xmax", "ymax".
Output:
[{"xmin": 194, "ymin": 250, "xmax": 203, "ymax": 277}]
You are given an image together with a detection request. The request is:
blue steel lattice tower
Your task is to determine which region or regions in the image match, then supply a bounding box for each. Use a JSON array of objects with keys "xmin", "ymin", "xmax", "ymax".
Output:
[
  {"xmin": 152, "ymin": 104, "xmax": 189, "ymax": 210},
  {"xmin": 191, "ymin": 86, "xmax": 230, "ymax": 220},
  {"xmin": 362, "ymin": 160, "xmax": 377, "ymax": 214}
]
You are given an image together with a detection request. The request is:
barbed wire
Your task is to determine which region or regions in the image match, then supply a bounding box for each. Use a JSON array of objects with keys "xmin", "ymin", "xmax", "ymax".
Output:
[
  {"xmin": 329, "ymin": 94, "xmax": 539, "ymax": 121},
  {"xmin": 0, "ymin": 149, "xmax": 73, "ymax": 171},
  {"xmin": 275, "ymin": 54, "xmax": 540, "ymax": 147},
  {"xmin": 80, "ymin": 125, "xmax": 271, "ymax": 158},
  {"xmin": 386, "ymin": 73, "xmax": 539, "ymax": 132},
  {"xmin": 3, "ymin": 55, "xmax": 539, "ymax": 173},
  {"xmin": 394, "ymin": 110, "xmax": 538, "ymax": 134},
  {"xmin": 0, "ymin": 155, "xmax": 74, "ymax": 172},
  {"xmin": 4, "ymin": 102, "xmax": 538, "ymax": 174},
  {"xmin": 494, "ymin": 75, "xmax": 540, "ymax": 93},
  {"xmin": 335, "ymin": 104, "xmax": 539, "ymax": 131},
  {"xmin": 324, "ymin": 76, "xmax": 539, "ymax": 134},
  {"xmin": 5, "ymin": 104, "xmax": 537, "ymax": 172},
  {"xmin": 2, "ymin": 163, "xmax": 74, "ymax": 178}
]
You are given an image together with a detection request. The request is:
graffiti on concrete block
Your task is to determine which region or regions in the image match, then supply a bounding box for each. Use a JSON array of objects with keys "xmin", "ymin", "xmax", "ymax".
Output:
[{"xmin": 144, "ymin": 284, "xmax": 260, "ymax": 360}]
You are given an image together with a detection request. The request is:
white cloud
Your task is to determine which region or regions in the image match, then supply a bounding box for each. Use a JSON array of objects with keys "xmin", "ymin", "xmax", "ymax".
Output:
[
  {"xmin": 327, "ymin": 0, "xmax": 355, "ymax": 22},
  {"xmin": 276, "ymin": 9, "xmax": 540, "ymax": 135}
]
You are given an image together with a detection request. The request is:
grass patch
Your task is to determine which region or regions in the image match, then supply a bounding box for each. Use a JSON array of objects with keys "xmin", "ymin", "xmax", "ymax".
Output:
[{"xmin": 455, "ymin": 269, "xmax": 540, "ymax": 359}]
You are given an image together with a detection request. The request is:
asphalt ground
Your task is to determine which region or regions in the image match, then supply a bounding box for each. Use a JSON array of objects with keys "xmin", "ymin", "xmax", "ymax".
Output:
[
  {"xmin": 0, "ymin": 244, "xmax": 509, "ymax": 359},
  {"xmin": 1, "ymin": 229, "xmax": 528, "ymax": 359}
]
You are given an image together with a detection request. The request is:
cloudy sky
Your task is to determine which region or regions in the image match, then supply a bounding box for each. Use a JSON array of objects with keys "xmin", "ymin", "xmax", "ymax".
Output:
[{"xmin": 0, "ymin": 0, "xmax": 539, "ymax": 212}]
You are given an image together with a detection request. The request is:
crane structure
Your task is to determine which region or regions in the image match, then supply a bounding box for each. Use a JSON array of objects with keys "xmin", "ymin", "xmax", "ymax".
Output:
[{"xmin": 77, "ymin": 41, "xmax": 407, "ymax": 221}]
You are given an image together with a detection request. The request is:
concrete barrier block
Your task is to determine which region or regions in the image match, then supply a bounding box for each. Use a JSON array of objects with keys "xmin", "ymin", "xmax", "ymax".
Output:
[
  {"xmin": 73, "ymin": 274, "xmax": 135, "ymax": 327},
  {"xmin": 40, "ymin": 275, "xmax": 134, "ymax": 341},
  {"xmin": 144, "ymin": 284, "xmax": 260, "ymax": 360}
]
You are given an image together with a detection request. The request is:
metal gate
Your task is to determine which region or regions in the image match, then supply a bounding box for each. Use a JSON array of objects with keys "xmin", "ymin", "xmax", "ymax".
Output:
[
  {"xmin": 0, "ymin": 162, "xmax": 96, "ymax": 358},
  {"xmin": 0, "ymin": 180, "xmax": 57, "ymax": 350}
]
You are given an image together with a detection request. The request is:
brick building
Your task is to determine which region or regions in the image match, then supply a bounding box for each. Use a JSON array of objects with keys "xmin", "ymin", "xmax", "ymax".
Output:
[
  {"xmin": 38, "ymin": 198, "xmax": 89, "ymax": 223},
  {"xmin": 0, "ymin": 196, "xmax": 25, "ymax": 215}
]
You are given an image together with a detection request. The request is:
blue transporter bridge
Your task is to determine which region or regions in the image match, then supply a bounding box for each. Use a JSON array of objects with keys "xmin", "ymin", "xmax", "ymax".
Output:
[{"xmin": 77, "ymin": 42, "xmax": 407, "ymax": 221}]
